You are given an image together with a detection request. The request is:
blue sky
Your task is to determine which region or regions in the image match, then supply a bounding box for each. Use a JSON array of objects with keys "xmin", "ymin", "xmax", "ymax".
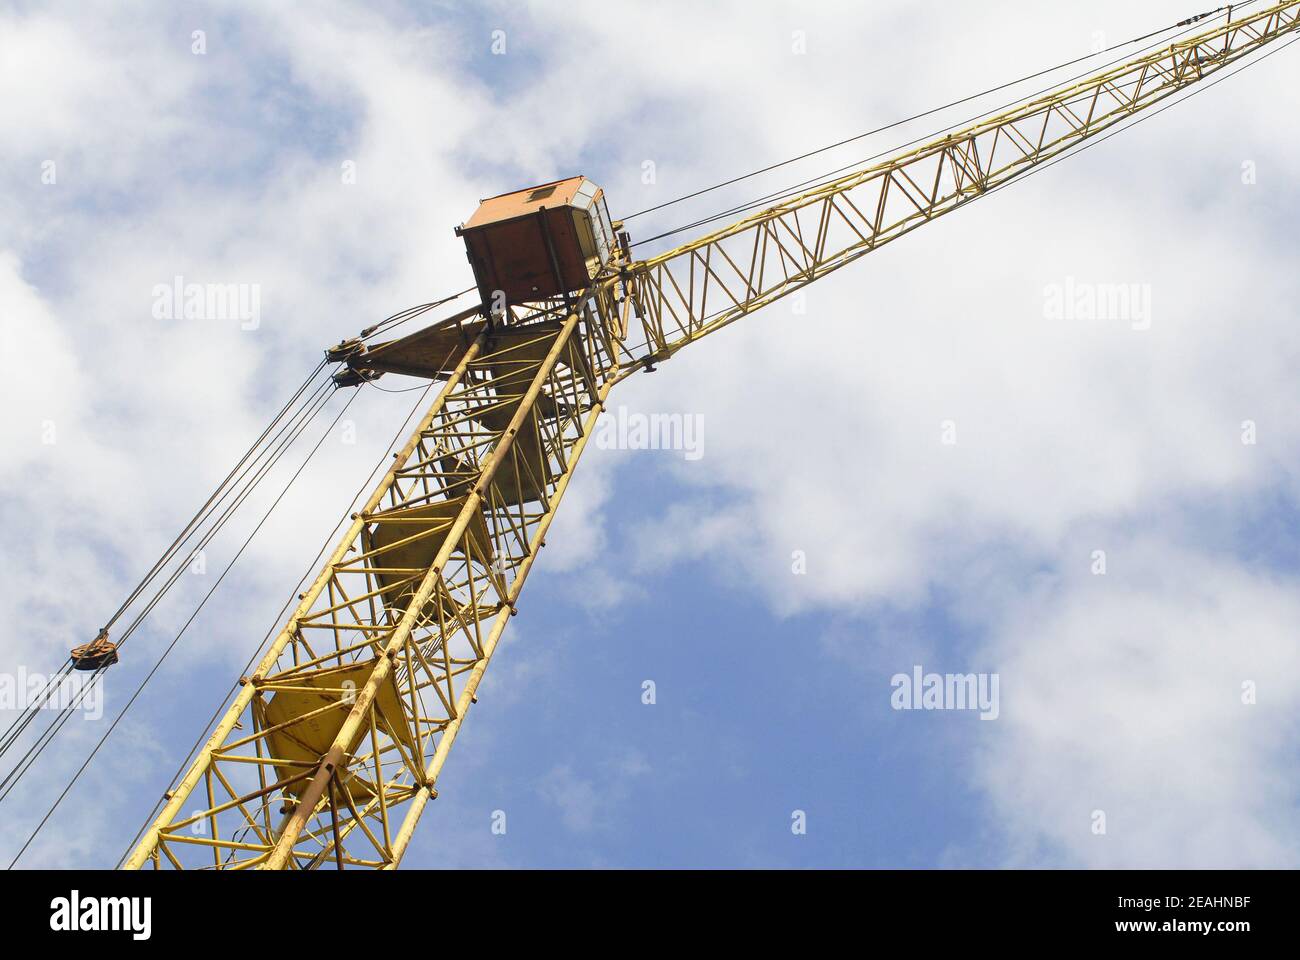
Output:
[{"xmin": 1, "ymin": 0, "xmax": 1298, "ymax": 869}]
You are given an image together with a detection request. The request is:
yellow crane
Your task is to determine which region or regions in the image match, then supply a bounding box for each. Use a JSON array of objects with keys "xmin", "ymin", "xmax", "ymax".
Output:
[{"xmin": 111, "ymin": 1, "xmax": 1298, "ymax": 869}]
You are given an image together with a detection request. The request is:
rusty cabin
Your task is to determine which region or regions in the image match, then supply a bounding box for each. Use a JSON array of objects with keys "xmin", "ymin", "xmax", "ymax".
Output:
[{"xmin": 457, "ymin": 176, "xmax": 616, "ymax": 308}]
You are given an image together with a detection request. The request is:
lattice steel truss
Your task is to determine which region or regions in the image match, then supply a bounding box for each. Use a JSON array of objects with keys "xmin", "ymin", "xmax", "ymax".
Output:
[
  {"xmin": 125, "ymin": 301, "xmax": 620, "ymax": 869},
  {"xmin": 612, "ymin": 1, "xmax": 1300, "ymax": 372},
  {"xmin": 124, "ymin": 1, "xmax": 1300, "ymax": 869}
]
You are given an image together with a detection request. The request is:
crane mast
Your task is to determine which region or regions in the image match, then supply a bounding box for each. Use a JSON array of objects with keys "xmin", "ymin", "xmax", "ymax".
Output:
[{"xmin": 123, "ymin": 1, "xmax": 1300, "ymax": 869}]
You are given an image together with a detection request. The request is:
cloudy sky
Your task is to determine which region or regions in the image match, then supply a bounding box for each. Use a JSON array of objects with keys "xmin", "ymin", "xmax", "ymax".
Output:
[{"xmin": 2, "ymin": 0, "xmax": 1298, "ymax": 869}]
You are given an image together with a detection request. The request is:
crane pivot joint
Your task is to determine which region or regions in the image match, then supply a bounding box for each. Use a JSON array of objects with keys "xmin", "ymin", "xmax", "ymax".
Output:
[{"xmin": 326, "ymin": 337, "xmax": 364, "ymax": 362}]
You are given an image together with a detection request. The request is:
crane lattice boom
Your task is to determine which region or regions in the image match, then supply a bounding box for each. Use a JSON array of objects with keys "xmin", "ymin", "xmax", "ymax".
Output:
[
  {"xmin": 611, "ymin": 0, "xmax": 1300, "ymax": 372},
  {"xmin": 123, "ymin": 1, "xmax": 1300, "ymax": 870}
]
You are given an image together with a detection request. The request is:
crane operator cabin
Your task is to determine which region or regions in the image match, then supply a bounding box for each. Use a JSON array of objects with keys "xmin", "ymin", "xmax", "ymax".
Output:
[{"xmin": 456, "ymin": 176, "xmax": 618, "ymax": 309}]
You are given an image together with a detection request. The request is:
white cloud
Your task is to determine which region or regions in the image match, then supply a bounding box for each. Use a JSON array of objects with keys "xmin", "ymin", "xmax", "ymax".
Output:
[{"xmin": 972, "ymin": 539, "xmax": 1300, "ymax": 867}]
